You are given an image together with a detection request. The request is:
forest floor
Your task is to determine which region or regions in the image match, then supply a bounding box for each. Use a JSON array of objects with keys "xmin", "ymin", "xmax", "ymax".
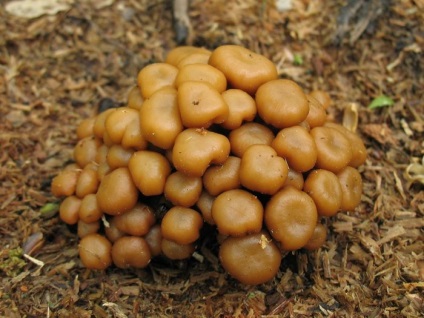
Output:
[{"xmin": 0, "ymin": 0, "xmax": 423, "ymax": 317}]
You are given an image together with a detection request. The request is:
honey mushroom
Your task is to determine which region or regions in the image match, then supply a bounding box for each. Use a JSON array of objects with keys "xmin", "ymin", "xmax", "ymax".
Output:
[
  {"xmin": 78, "ymin": 233, "xmax": 112, "ymax": 270},
  {"xmin": 177, "ymin": 81, "xmax": 229, "ymax": 128},
  {"xmin": 219, "ymin": 232, "xmax": 282, "ymax": 285},
  {"xmin": 73, "ymin": 136, "xmax": 101, "ymax": 168},
  {"xmin": 283, "ymin": 169, "xmax": 304, "ymax": 190},
  {"xmin": 161, "ymin": 206, "xmax": 203, "ymax": 245},
  {"xmin": 305, "ymin": 94, "xmax": 327, "ymax": 128},
  {"xmin": 309, "ymin": 89, "xmax": 332, "ymax": 110},
  {"xmin": 196, "ymin": 190, "xmax": 216, "ymax": 225},
  {"xmin": 51, "ymin": 166, "xmax": 80, "ymax": 197},
  {"xmin": 127, "ymin": 86, "xmax": 144, "ymax": 110},
  {"xmin": 265, "ymin": 186, "xmax": 318, "ymax": 251},
  {"xmin": 177, "ymin": 52, "xmax": 211, "ymax": 68},
  {"xmin": 175, "ymin": 63, "xmax": 227, "ymax": 93},
  {"xmin": 208, "ymin": 45, "xmax": 278, "ymax": 95},
  {"xmin": 77, "ymin": 220, "xmax": 100, "ymax": 238},
  {"xmin": 113, "ymin": 203, "xmax": 156, "ymax": 236},
  {"xmin": 310, "ymin": 126, "xmax": 353, "ymax": 173},
  {"xmin": 161, "ymin": 239, "xmax": 195, "ymax": 260},
  {"xmin": 303, "ymin": 223, "xmax": 328, "ymax": 251},
  {"xmin": 324, "ymin": 122, "xmax": 367, "ymax": 168},
  {"xmin": 337, "ymin": 166, "xmax": 363, "ymax": 211},
  {"xmin": 104, "ymin": 217, "xmax": 125, "ymax": 243},
  {"xmin": 271, "ymin": 126, "xmax": 318, "ymax": 172},
  {"xmin": 303, "ymin": 169, "xmax": 342, "ymax": 217},
  {"xmin": 96, "ymin": 167, "xmax": 138, "ymax": 216},
  {"xmin": 128, "ymin": 150, "xmax": 171, "ymax": 196},
  {"xmin": 79, "ymin": 193, "xmax": 103, "ymax": 223},
  {"xmin": 106, "ymin": 144, "xmax": 134, "ymax": 169},
  {"xmin": 172, "ymin": 128, "xmax": 231, "ymax": 177},
  {"xmin": 255, "ymin": 79, "xmax": 310, "ymax": 129},
  {"xmin": 164, "ymin": 171, "xmax": 203, "ymax": 207},
  {"xmin": 165, "ymin": 46, "xmax": 211, "ymax": 67},
  {"xmin": 59, "ymin": 195, "xmax": 81, "ymax": 225},
  {"xmin": 202, "ymin": 156, "xmax": 241, "ymax": 196},
  {"xmin": 239, "ymin": 144, "xmax": 288, "ymax": 195},
  {"xmin": 144, "ymin": 224, "xmax": 162, "ymax": 257},
  {"xmin": 220, "ymin": 89, "xmax": 257, "ymax": 130},
  {"xmin": 139, "ymin": 87, "xmax": 183, "ymax": 149},
  {"xmin": 211, "ymin": 189, "xmax": 263, "ymax": 237},
  {"xmin": 76, "ymin": 117, "xmax": 95, "ymax": 140},
  {"xmin": 75, "ymin": 165, "xmax": 99, "ymax": 198},
  {"xmin": 229, "ymin": 122, "xmax": 274, "ymax": 158},
  {"xmin": 136, "ymin": 63, "xmax": 178, "ymax": 99},
  {"xmin": 111, "ymin": 236, "xmax": 152, "ymax": 269}
]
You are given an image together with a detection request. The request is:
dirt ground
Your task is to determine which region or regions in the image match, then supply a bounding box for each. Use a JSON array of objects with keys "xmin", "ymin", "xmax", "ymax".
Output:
[{"xmin": 0, "ymin": 0, "xmax": 423, "ymax": 317}]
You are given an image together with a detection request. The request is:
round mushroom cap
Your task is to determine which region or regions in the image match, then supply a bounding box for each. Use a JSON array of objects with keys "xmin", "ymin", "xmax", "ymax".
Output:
[
  {"xmin": 220, "ymin": 89, "xmax": 257, "ymax": 130},
  {"xmin": 175, "ymin": 63, "xmax": 227, "ymax": 93},
  {"xmin": 239, "ymin": 144, "xmax": 288, "ymax": 195},
  {"xmin": 305, "ymin": 94, "xmax": 327, "ymax": 128},
  {"xmin": 310, "ymin": 126, "xmax": 353, "ymax": 173},
  {"xmin": 113, "ymin": 203, "xmax": 156, "ymax": 236},
  {"xmin": 309, "ymin": 89, "xmax": 332, "ymax": 110},
  {"xmin": 73, "ymin": 136, "xmax": 101, "ymax": 168},
  {"xmin": 265, "ymin": 186, "xmax": 318, "ymax": 251},
  {"xmin": 137, "ymin": 63, "xmax": 178, "ymax": 99},
  {"xmin": 144, "ymin": 224, "xmax": 163, "ymax": 257},
  {"xmin": 111, "ymin": 236, "xmax": 151, "ymax": 269},
  {"xmin": 196, "ymin": 190, "xmax": 216, "ymax": 225},
  {"xmin": 229, "ymin": 122, "xmax": 274, "ymax": 158},
  {"xmin": 337, "ymin": 166, "xmax": 363, "ymax": 211},
  {"xmin": 208, "ymin": 45, "xmax": 278, "ymax": 95},
  {"xmin": 51, "ymin": 167, "xmax": 80, "ymax": 197},
  {"xmin": 303, "ymin": 169, "xmax": 343, "ymax": 217},
  {"xmin": 203, "ymin": 156, "xmax": 241, "ymax": 196},
  {"xmin": 161, "ymin": 239, "xmax": 195, "ymax": 260},
  {"xmin": 172, "ymin": 128, "xmax": 231, "ymax": 177},
  {"xmin": 219, "ymin": 232, "xmax": 282, "ymax": 285},
  {"xmin": 212, "ymin": 189, "xmax": 263, "ymax": 237},
  {"xmin": 96, "ymin": 167, "xmax": 138, "ymax": 216},
  {"xmin": 303, "ymin": 223, "xmax": 327, "ymax": 251},
  {"xmin": 165, "ymin": 46, "xmax": 211, "ymax": 67},
  {"xmin": 78, "ymin": 233, "xmax": 112, "ymax": 270},
  {"xmin": 271, "ymin": 126, "xmax": 317, "ymax": 172},
  {"xmin": 59, "ymin": 195, "xmax": 81, "ymax": 225},
  {"xmin": 161, "ymin": 206, "xmax": 204, "ymax": 245},
  {"xmin": 256, "ymin": 79, "xmax": 309, "ymax": 129},
  {"xmin": 79, "ymin": 193, "xmax": 103, "ymax": 223},
  {"xmin": 164, "ymin": 171, "xmax": 203, "ymax": 207},
  {"xmin": 127, "ymin": 85, "xmax": 144, "ymax": 110},
  {"xmin": 77, "ymin": 220, "xmax": 100, "ymax": 238}
]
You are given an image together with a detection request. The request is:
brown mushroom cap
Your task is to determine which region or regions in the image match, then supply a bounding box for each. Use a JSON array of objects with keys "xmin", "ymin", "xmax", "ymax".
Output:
[
  {"xmin": 337, "ymin": 166, "xmax": 363, "ymax": 211},
  {"xmin": 177, "ymin": 81, "xmax": 229, "ymax": 128},
  {"xmin": 208, "ymin": 45, "xmax": 278, "ymax": 95},
  {"xmin": 74, "ymin": 136, "xmax": 101, "ymax": 168},
  {"xmin": 265, "ymin": 186, "xmax": 318, "ymax": 251},
  {"xmin": 239, "ymin": 144, "xmax": 288, "ymax": 195},
  {"xmin": 310, "ymin": 126, "xmax": 353, "ymax": 173},
  {"xmin": 111, "ymin": 236, "xmax": 151, "ymax": 269},
  {"xmin": 77, "ymin": 220, "xmax": 100, "ymax": 238},
  {"xmin": 128, "ymin": 150, "xmax": 171, "ymax": 196},
  {"xmin": 172, "ymin": 128, "xmax": 231, "ymax": 177},
  {"xmin": 303, "ymin": 169, "xmax": 342, "ymax": 217},
  {"xmin": 51, "ymin": 167, "xmax": 80, "ymax": 197},
  {"xmin": 96, "ymin": 167, "xmax": 138, "ymax": 216},
  {"xmin": 271, "ymin": 126, "xmax": 317, "ymax": 172},
  {"xmin": 137, "ymin": 63, "xmax": 178, "ymax": 99},
  {"xmin": 78, "ymin": 233, "xmax": 112, "ymax": 270},
  {"xmin": 139, "ymin": 87, "xmax": 183, "ymax": 149},
  {"xmin": 309, "ymin": 89, "xmax": 332, "ymax": 110},
  {"xmin": 106, "ymin": 144, "xmax": 134, "ymax": 169},
  {"xmin": 127, "ymin": 85, "xmax": 144, "ymax": 110},
  {"xmin": 161, "ymin": 206, "xmax": 204, "ymax": 245},
  {"xmin": 303, "ymin": 223, "xmax": 327, "ymax": 251},
  {"xmin": 229, "ymin": 122, "xmax": 274, "ymax": 158},
  {"xmin": 256, "ymin": 79, "xmax": 309, "ymax": 129},
  {"xmin": 212, "ymin": 189, "xmax": 263, "ymax": 237},
  {"xmin": 75, "ymin": 166, "xmax": 99, "ymax": 198},
  {"xmin": 196, "ymin": 190, "xmax": 216, "ymax": 225},
  {"xmin": 59, "ymin": 195, "xmax": 81, "ymax": 225},
  {"xmin": 165, "ymin": 46, "xmax": 211, "ymax": 67},
  {"xmin": 283, "ymin": 168, "xmax": 304, "ymax": 190},
  {"xmin": 219, "ymin": 232, "xmax": 282, "ymax": 285},
  {"xmin": 76, "ymin": 117, "xmax": 95, "ymax": 140},
  {"xmin": 104, "ymin": 217, "xmax": 125, "ymax": 243},
  {"xmin": 164, "ymin": 171, "xmax": 203, "ymax": 207},
  {"xmin": 220, "ymin": 89, "xmax": 257, "ymax": 130},
  {"xmin": 305, "ymin": 94, "xmax": 327, "ymax": 128},
  {"xmin": 202, "ymin": 156, "xmax": 241, "ymax": 196},
  {"xmin": 324, "ymin": 122, "xmax": 367, "ymax": 168},
  {"xmin": 144, "ymin": 224, "xmax": 162, "ymax": 257},
  {"xmin": 113, "ymin": 203, "xmax": 156, "ymax": 236},
  {"xmin": 175, "ymin": 63, "xmax": 227, "ymax": 93},
  {"xmin": 177, "ymin": 52, "xmax": 212, "ymax": 68},
  {"xmin": 93, "ymin": 108, "xmax": 115, "ymax": 139},
  {"xmin": 79, "ymin": 193, "xmax": 103, "ymax": 223},
  {"xmin": 161, "ymin": 239, "xmax": 195, "ymax": 260}
]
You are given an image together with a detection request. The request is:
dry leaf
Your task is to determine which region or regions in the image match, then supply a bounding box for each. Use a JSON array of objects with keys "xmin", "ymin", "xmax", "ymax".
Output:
[{"xmin": 5, "ymin": 0, "xmax": 73, "ymax": 19}]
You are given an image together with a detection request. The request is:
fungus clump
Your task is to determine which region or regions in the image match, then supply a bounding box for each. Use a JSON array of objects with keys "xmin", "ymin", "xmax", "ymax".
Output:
[{"xmin": 52, "ymin": 45, "xmax": 367, "ymax": 285}]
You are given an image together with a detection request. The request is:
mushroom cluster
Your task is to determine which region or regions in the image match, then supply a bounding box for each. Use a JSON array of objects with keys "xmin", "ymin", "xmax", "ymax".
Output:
[{"xmin": 51, "ymin": 45, "xmax": 366, "ymax": 285}]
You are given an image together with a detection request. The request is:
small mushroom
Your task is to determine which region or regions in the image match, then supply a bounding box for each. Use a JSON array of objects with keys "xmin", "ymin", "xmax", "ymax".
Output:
[{"xmin": 78, "ymin": 233, "xmax": 112, "ymax": 270}]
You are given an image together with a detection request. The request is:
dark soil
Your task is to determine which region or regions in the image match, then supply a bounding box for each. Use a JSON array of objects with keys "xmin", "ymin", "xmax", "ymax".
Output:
[{"xmin": 1, "ymin": 0, "xmax": 423, "ymax": 317}]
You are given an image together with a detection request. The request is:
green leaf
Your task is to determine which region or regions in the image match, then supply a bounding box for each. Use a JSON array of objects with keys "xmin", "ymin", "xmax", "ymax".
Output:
[
  {"xmin": 40, "ymin": 202, "xmax": 59, "ymax": 218},
  {"xmin": 293, "ymin": 53, "xmax": 303, "ymax": 66},
  {"xmin": 368, "ymin": 95, "xmax": 394, "ymax": 109}
]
